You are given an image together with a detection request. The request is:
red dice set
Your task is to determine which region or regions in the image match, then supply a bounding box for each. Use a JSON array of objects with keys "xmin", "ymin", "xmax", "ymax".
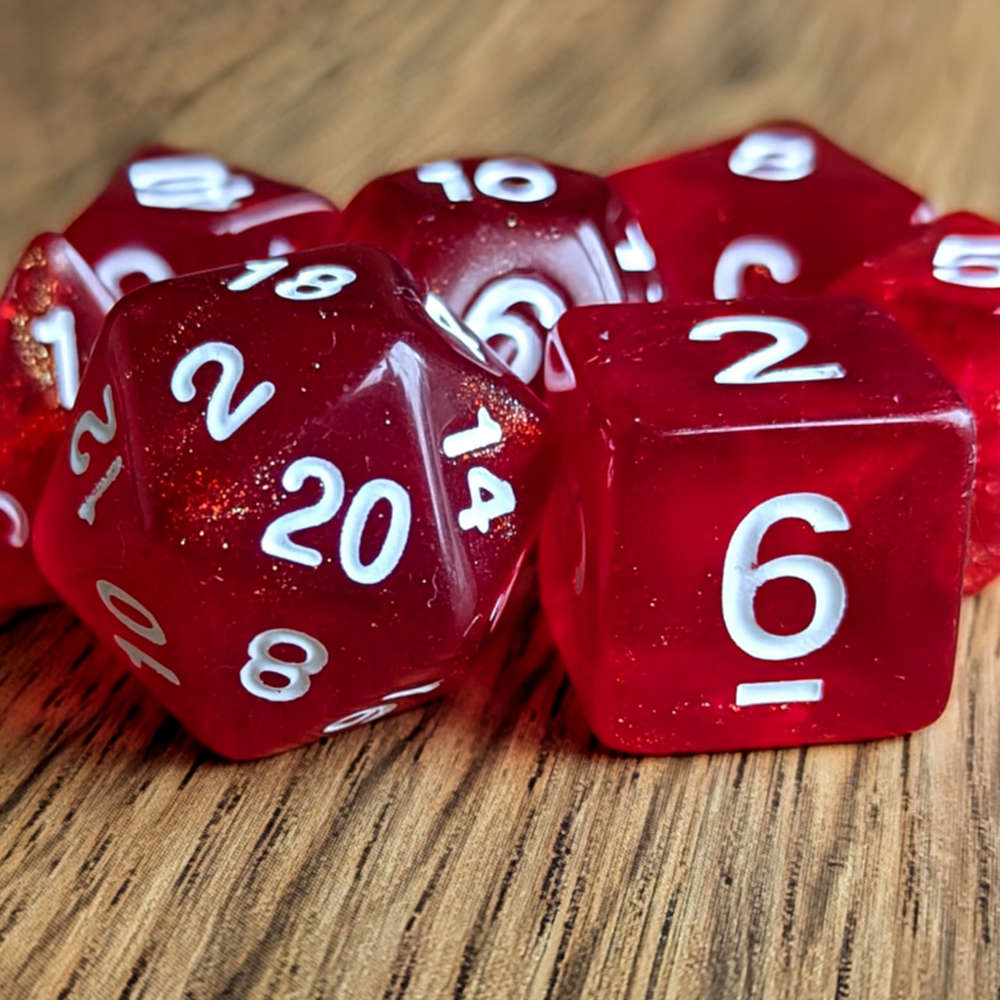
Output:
[
  {"xmin": 0, "ymin": 148, "xmax": 339, "ymax": 617},
  {"xmin": 1, "ymin": 122, "xmax": 992, "ymax": 758}
]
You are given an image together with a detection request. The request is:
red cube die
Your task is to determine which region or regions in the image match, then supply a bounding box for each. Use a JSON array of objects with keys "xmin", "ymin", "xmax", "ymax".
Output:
[
  {"xmin": 540, "ymin": 298, "xmax": 973, "ymax": 753},
  {"xmin": 0, "ymin": 148, "xmax": 340, "ymax": 617},
  {"xmin": 340, "ymin": 156, "xmax": 661, "ymax": 386},
  {"xmin": 33, "ymin": 246, "xmax": 552, "ymax": 758},
  {"xmin": 832, "ymin": 212, "xmax": 1000, "ymax": 593},
  {"xmin": 610, "ymin": 122, "xmax": 929, "ymax": 301}
]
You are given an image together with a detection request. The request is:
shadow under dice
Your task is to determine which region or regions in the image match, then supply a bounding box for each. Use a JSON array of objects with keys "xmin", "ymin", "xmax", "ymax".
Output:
[
  {"xmin": 540, "ymin": 298, "xmax": 973, "ymax": 754},
  {"xmin": 340, "ymin": 156, "xmax": 661, "ymax": 388},
  {"xmin": 609, "ymin": 121, "xmax": 928, "ymax": 302},
  {"xmin": 0, "ymin": 148, "xmax": 340, "ymax": 619},
  {"xmin": 832, "ymin": 212, "xmax": 1000, "ymax": 593},
  {"xmin": 33, "ymin": 246, "xmax": 552, "ymax": 759}
]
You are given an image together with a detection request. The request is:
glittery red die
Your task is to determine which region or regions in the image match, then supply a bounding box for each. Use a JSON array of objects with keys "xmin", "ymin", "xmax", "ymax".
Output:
[
  {"xmin": 340, "ymin": 156, "xmax": 661, "ymax": 388},
  {"xmin": 0, "ymin": 147, "xmax": 340, "ymax": 617},
  {"xmin": 33, "ymin": 245, "xmax": 552, "ymax": 758}
]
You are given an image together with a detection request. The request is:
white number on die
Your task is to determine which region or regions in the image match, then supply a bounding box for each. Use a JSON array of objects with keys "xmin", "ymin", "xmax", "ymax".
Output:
[
  {"xmin": 713, "ymin": 237, "xmax": 801, "ymax": 300},
  {"xmin": 728, "ymin": 129, "xmax": 816, "ymax": 182},
  {"xmin": 96, "ymin": 580, "xmax": 180, "ymax": 685},
  {"xmin": 261, "ymin": 458, "xmax": 411, "ymax": 585},
  {"xmin": 170, "ymin": 342, "xmax": 276, "ymax": 442},
  {"xmin": 239, "ymin": 628, "xmax": 329, "ymax": 702},
  {"xmin": 463, "ymin": 276, "xmax": 566, "ymax": 384},
  {"xmin": 30, "ymin": 307, "xmax": 81, "ymax": 409},
  {"xmin": 689, "ymin": 315, "xmax": 846, "ymax": 385},
  {"xmin": 0, "ymin": 492, "xmax": 29, "ymax": 549},
  {"xmin": 274, "ymin": 264, "xmax": 357, "ymax": 301},
  {"xmin": 932, "ymin": 234, "xmax": 1000, "ymax": 289},
  {"xmin": 721, "ymin": 492, "xmax": 850, "ymax": 661},
  {"xmin": 417, "ymin": 158, "xmax": 557, "ymax": 204},
  {"xmin": 95, "ymin": 246, "xmax": 174, "ymax": 297},
  {"xmin": 128, "ymin": 155, "xmax": 254, "ymax": 212},
  {"xmin": 226, "ymin": 257, "xmax": 289, "ymax": 292}
]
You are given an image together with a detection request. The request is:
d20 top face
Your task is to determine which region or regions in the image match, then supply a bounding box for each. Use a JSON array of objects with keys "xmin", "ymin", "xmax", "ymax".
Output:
[
  {"xmin": 0, "ymin": 234, "xmax": 114, "ymax": 616},
  {"xmin": 609, "ymin": 122, "xmax": 928, "ymax": 302},
  {"xmin": 65, "ymin": 146, "xmax": 341, "ymax": 297},
  {"xmin": 832, "ymin": 212, "xmax": 1000, "ymax": 592},
  {"xmin": 33, "ymin": 246, "xmax": 552, "ymax": 759},
  {"xmin": 540, "ymin": 298, "xmax": 973, "ymax": 754},
  {"xmin": 339, "ymin": 156, "xmax": 661, "ymax": 387}
]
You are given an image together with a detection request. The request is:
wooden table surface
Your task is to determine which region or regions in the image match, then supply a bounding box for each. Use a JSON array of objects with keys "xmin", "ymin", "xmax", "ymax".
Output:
[{"xmin": 2, "ymin": 1, "xmax": 999, "ymax": 997}]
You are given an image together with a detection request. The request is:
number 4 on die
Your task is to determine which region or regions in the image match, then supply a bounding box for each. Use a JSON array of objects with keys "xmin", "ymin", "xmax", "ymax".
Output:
[{"xmin": 540, "ymin": 296, "xmax": 974, "ymax": 754}]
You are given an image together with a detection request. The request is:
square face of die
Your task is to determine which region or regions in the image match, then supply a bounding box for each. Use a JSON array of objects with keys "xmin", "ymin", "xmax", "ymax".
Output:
[
  {"xmin": 609, "ymin": 121, "xmax": 926, "ymax": 301},
  {"xmin": 340, "ymin": 157, "xmax": 660, "ymax": 385},
  {"xmin": 542, "ymin": 298, "xmax": 973, "ymax": 753},
  {"xmin": 64, "ymin": 146, "xmax": 340, "ymax": 297},
  {"xmin": 33, "ymin": 245, "xmax": 551, "ymax": 758}
]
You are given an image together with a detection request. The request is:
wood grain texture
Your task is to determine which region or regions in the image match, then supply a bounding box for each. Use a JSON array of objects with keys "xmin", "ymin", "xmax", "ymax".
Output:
[{"xmin": 1, "ymin": 1, "xmax": 999, "ymax": 996}]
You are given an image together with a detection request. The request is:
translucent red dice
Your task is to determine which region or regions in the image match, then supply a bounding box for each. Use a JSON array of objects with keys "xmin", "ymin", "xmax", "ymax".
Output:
[
  {"xmin": 65, "ymin": 146, "xmax": 340, "ymax": 296},
  {"xmin": 540, "ymin": 298, "xmax": 973, "ymax": 754},
  {"xmin": 340, "ymin": 156, "xmax": 661, "ymax": 387},
  {"xmin": 33, "ymin": 246, "xmax": 552, "ymax": 759},
  {"xmin": 832, "ymin": 212, "xmax": 1000, "ymax": 593},
  {"xmin": 610, "ymin": 122, "xmax": 929, "ymax": 301},
  {"xmin": 0, "ymin": 148, "xmax": 340, "ymax": 617}
]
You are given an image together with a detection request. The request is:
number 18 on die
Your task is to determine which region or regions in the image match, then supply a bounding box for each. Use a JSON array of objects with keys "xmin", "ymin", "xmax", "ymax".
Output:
[{"xmin": 539, "ymin": 297, "xmax": 974, "ymax": 753}]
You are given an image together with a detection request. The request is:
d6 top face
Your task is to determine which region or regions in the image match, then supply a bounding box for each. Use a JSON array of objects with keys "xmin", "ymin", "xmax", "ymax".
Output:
[
  {"xmin": 540, "ymin": 297, "xmax": 973, "ymax": 754},
  {"xmin": 33, "ymin": 246, "xmax": 552, "ymax": 759},
  {"xmin": 65, "ymin": 146, "xmax": 341, "ymax": 297},
  {"xmin": 832, "ymin": 212, "xmax": 1000, "ymax": 592},
  {"xmin": 339, "ymin": 156, "xmax": 661, "ymax": 387},
  {"xmin": 609, "ymin": 122, "xmax": 928, "ymax": 302},
  {"xmin": 0, "ymin": 235, "xmax": 114, "ymax": 615}
]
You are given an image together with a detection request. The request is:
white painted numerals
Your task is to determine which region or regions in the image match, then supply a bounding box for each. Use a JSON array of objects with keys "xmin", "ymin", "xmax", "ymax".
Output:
[
  {"xmin": 70, "ymin": 384, "xmax": 124, "ymax": 525},
  {"xmin": 932, "ymin": 234, "xmax": 1000, "ymax": 289},
  {"xmin": 441, "ymin": 406, "xmax": 516, "ymax": 534},
  {"xmin": 239, "ymin": 628, "xmax": 329, "ymax": 702},
  {"xmin": 30, "ymin": 307, "xmax": 80, "ymax": 409},
  {"xmin": 171, "ymin": 342, "xmax": 275, "ymax": 442},
  {"xmin": 95, "ymin": 246, "xmax": 174, "ymax": 297},
  {"xmin": 689, "ymin": 315, "xmax": 845, "ymax": 385},
  {"xmin": 464, "ymin": 277, "xmax": 566, "ymax": 383},
  {"xmin": 261, "ymin": 457, "xmax": 411, "ymax": 586},
  {"xmin": 728, "ymin": 129, "xmax": 816, "ymax": 182},
  {"xmin": 226, "ymin": 257, "xmax": 357, "ymax": 301},
  {"xmin": 417, "ymin": 158, "xmax": 557, "ymax": 204},
  {"xmin": 722, "ymin": 493, "xmax": 850, "ymax": 662},
  {"xmin": 128, "ymin": 154, "xmax": 254, "ymax": 212},
  {"xmin": 713, "ymin": 237, "xmax": 801, "ymax": 300},
  {"xmin": 96, "ymin": 580, "xmax": 179, "ymax": 685},
  {"xmin": 0, "ymin": 492, "xmax": 28, "ymax": 549}
]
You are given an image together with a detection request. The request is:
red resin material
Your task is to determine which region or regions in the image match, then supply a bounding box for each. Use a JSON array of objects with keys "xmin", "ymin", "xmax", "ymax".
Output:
[
  {"xmin": 0, "ymin": 147, "xmax": 340, "ymax": 618},
  {"xmin": 33, "ymin": 246, "xmax": 552, "ymax": 759},
  {"xmin": 0, "ymin": 235, "xmax": 114, "ymax": 615},
  {"xmin": 65, "ymin": 145, "xmax": 341, "ymax": 296},
  {"xmin": 540, "ymin": 297, "xmax": 973, "ymax": 754},
  {"xmin": 609, "ymin": 122, "xmax": 928, "ymax": 302},
  {"xmin": 340, "ymin": 156, "xmax": 661, "ymax": 388},
  {"xmin": 832, "ymin": 212, "xmax": 1000, "ymax": 593}
]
